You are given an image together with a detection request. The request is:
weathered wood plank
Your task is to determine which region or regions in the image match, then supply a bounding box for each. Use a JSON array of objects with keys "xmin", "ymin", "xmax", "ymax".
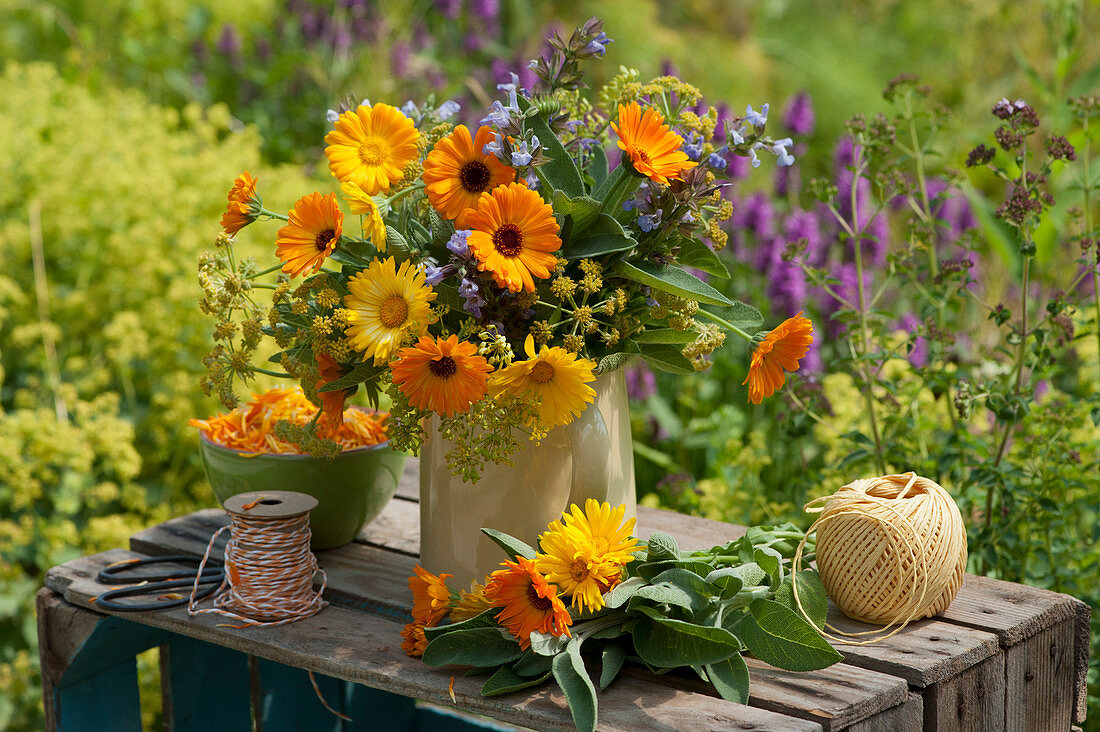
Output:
[
  {"xmin": 47, "ymin": 551, "xmax": 823, "ymax": 732},
  {"xmin": 923, "ymin": 650, "xmax": 1005, "ymax": 731},
  {"xmin": 845, "ymin": 693, "xmax": 922, "ymax": 732},
  {"xmin": 1004, "ymin": 621, "xmax": 1076, "ymax": 732}
]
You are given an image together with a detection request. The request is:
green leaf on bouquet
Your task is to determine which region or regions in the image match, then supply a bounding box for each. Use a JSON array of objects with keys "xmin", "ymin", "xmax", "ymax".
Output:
[
  {"xmin": 707, "ymin": 563, "xmax": 767, "ymax": 590},
  {"xmin": 639, "ymin": 343, "xmax": 696, "ymax": 375},
  {"xmin": 553, "ymin": 190, "xmax": 603, "ymax": 234},
  {"xmin": 589, "ymin": 145, "xmax": 609, "ymax": 191},
  {"xmin": 614, "ymin": 260, "xmax": 734, "ymax": 307},
  {"xmin": 702, "ymin": 569, "xmax": 743, "ymax": 601},
  {"xmin": 645, "ymin": 532, "xmax": 681, "ymax": 562},
  {"xmin": 594, "ymin": 338, "xmax": 639, "ymax": 374},
  {"xmin": 552, "ymin": 639, "xmax": 598, "ymax": 732},
  {"xmin": 428, "ymin": 206, "xmax": 455, "ymax": 248},
  {"xmin": 736, "ymin": 599, "xmax": 843, "ymax": 672},
  {"xmin": 529, "ymin": 630, "xmax": 569, "ymax": 657},
  {"xmin": 422, "ymin": 627, "xmax": 522, "ymax": 668},
  {"xmin": 675, "ymin": 236, "xmax": 730, "ymax": 278},
  {"xmin": 629, "ymin": 584, "xmax": 696, "ymax": 613},
  {"xmin": 423, "ymin": 610, "xmax": 498, "ymax": 642},
  {"xmin": 774, "ymin": 570, "xmax": 829, "ymax": 631},
  {"xmin": 480, "ymin": 528, "xmax": 536, "ymax": 561},
  {"xmin": 600, "ymin": 642, "xmax": 627, "ymax": 691},
  {"xmin": 603, "ymin": 576, "xmax": 646, "ymax": 609},
  {"xmin": 698, "ymin": 301, "xmax": 765, "ymax": 331},
  {"xmin": 384, "ymin": 224, "xmax": 411, "ymax": 252},
  {"xmin": 753, "ymin": 546, "xmax": 785, "ymax": 586},
  {"xmin": 649, "ymin": 568, "xmax": 715, "ymax": 612},
  {"xmin": 632, "ymin": 328, "xmax": 699, "ymax": 344},
  {"xmin": 482, "ymin": 664, "xmax": 551, "ymax": 697},
  {"xmin": 513, "ymin": 651, "xmax": 553, "ymax": 677},
  {"xmin": 317, "ymin": 362, "xmax": 381, "ymax": 392},
  {"xmin": 565, "ymin": 213, "xmax": 637, "ymax": 259},
  {"xmin": 704, "ymin": 654, "xmax": 750, "ymax": 704},
  {"xmin": 632, "ymin": 609, "xmax": 741, "ymax": 668},
  {"xmin": 636, "ymin": 559, "xmax": 714, "ymax": 581},
  {"xmin": 520, "ymin": 100, "xmax": 585, "ymax": 198}
]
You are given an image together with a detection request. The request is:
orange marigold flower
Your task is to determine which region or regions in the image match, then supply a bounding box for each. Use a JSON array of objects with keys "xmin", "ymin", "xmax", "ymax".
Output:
[
  {"xmin": 275, "ymin": 192, "xmax": 343, "ymax": 278},
  {"xmin": 220, "ymin": 171, "xmax": 260, "ymax": 235},
  {"xmin": 483, "ymin": 556, "xmax": 571, "ymax": 650},
  {"xmin": 611, "ymin": 102, "xmax": 697, "ymax": 185},
  {"xmin": 314, "ymin": 352, "xmax": 352, "ymax": 427},
  {"xmin": 466, "ymin": 182, "xmax": 561, "ymax": 294},
  {"xmin": 742, "ymin": 312, "xmax": 814, "ymax": 404},
  {"xmin": 450, "ymin": 577, "xmax": 494, "ymax": 623},
  {"xmin": 325, "ymin": 103, "xmax": 420, "ymax": 195},
  {"xmin": 409, "ymin": 564, "xmax": 453, "ymax": 626},
  {"xmin": 401, "ymin": 621, "xmax": 429, "ymax": 657},
  {"xmin": 390, "ymin": 335, "xmax": 493, "ymax": 417},
  {"xmin": 423, "ymin": 125, "xmax": 515, "ymax": 227}
]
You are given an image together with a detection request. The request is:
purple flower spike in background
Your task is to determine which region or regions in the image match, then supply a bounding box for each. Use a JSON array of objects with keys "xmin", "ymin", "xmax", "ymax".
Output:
[
  {"xmin": 783, "ymin": 92, "xmax": 816, "ymax": 136},
  {"xmin": 625, "ymin": 362, "xmax": 657, "ymax": 401}
]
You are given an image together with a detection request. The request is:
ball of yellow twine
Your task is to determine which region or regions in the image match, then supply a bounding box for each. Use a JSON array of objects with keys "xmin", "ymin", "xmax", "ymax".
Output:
[{"xmin": 792, "ymin": 472, "xmax": 967, "ymax": 644}]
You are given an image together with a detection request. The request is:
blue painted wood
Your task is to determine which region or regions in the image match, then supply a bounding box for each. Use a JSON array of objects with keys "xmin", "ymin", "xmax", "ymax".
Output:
[
  {"xmin": 415, "ymin": 705, "xmax": 515, "ymax": 732},
  {"xmin": 162, "ymin": 636, "xmax": 252, "ymax": 731},
  {"xmin": 61, "ymin": 616, "xmax": 165, "ymax": 687},
  {"xmin": 256, "ymin": 658, "xmax": 343, "ymax": 731},
  {"xmin": 343, "ymin": 682, "xmax": 417, "ymax": 730},
  {"xmin": 56, "ymin": 659, "xmax": 144, "ymax": 732}
]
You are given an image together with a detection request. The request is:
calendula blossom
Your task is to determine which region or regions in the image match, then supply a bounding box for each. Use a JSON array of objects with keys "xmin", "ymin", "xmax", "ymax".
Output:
[{"xmin": 743, "ymin": 312, "xmax": 814, "ymax": 404}]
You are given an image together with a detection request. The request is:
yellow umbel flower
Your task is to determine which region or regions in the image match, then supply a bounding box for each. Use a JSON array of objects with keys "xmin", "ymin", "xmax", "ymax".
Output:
[
  {"xmin": 325, "ymin": 103, "xmax": 419, "ymax": 195},
  {"xmin": 612, "ymin": 102, "xmax": 697, "ymax": 185},
  {"xmin": 489, "ymin": 334, "xmax": 596, "ymax": 429},
  {"xmin": 344, "ymin": 257, "xmax": 436, "ymax": 365},
  {"xmin": 340, "ymin": 181, "xmax": 388, "ymax": 252}
]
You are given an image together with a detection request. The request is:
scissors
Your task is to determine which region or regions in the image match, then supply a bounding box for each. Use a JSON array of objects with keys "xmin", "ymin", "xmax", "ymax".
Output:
[{"xmin": 93, "ymin": 555, "xmax": 225, "ymax": 612}]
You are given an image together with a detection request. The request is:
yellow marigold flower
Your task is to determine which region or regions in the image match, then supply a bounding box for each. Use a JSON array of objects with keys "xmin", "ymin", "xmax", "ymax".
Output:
[
  {"xmin": 489, "ymin": 335, "xmax": 596, "ymax": 429},
  {"xmin": 401, "ymin": 621, "xmax": 430, "ymax": 657},
  {"xmin": 466, "ymin": 183, "xmax": 561, "ymax": 294},
  {"xmin": 422, "ymin": 124, "xmax": 515, "ymax": 227},
  {"xmin": 340, "ymin": 182, "xmax": 388, "ymax": 252},
  {"xmin": 484, "ymin": 556, "xmax": 571, "ymax": 650},
  {"xmin": 408, "ymin": 564, "xmax": 453, "ymax": 626},
  {"xmin": 325, "ymin": 103, "xmax": 419, "ymax": 195},
  {"xmin": 390, "ymin": 334, "xmax": 492, "ymax": 416},
  {"xmin": 557, "ymin": 500, "xmax": 641, "ymax": 566},
  {"xmin": 743, "ymin": 312, "xmax": 814, "ymax": 405},
  {"xmin": 275, "ymin": 192, "xmax": 343, "ymax": 278},
  {"xmin": 536, "ymin": 524, "xmax": 625, "ymax": 613},
  {"xmin": 450, "ymin": 577, "xmax": 493, "ymax": 622},
  {"xmin": 220, "ymin": 171, "xmax": 260, "ymax": 235},
  {"xmin": 344, "ymin": 257, "xmax": 436, "ymax": 365},
  {"xmin": 612, "ymin": 102, "xmax": 697, "ymax": 185}
]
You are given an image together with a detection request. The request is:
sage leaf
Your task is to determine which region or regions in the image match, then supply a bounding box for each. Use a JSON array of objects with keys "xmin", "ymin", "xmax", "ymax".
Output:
[
  {"xmin": 632, "ymin": 328, "xmax": 699, "ymax": 344},
  {"xmin": 738, "ymin": 599, "xmax": 843, "ymax": 672},
  {"xmin": 513, "ymin": 650, "xmax": 553, "ymax": 677},
  {"xmin": 774, "ymin": 570, "xmax": 829, "ymax": 631},
  {"xmin": 705, "ymin": 654, "xmax": 750, "ymax": 704},
  {"xmin": 632, "ymin": 612, "xmax": 741, "ymax": 668},
  {"xmin": 636, "ymin": 560, "xmax": 713, "ymax": 581},
  {"xmin": 520, "ymin": 100, "xmax": 584, "ymax": 197},
  {"xmin": 423, "ymin": 609, "xmax": 498, "ymax": 642},
  {"xmin": 603, "ymin": 576, "xmax": 646, "ymax": 609},
  {"xmin": 529, "ymin": 630, "xmax": 569, "ymax": 657},
  {"xmin": 565, "ymin": 213, "xmax": 637, "ymax": 259},
  {"xmin": 675, "ymin": 236, "xmax": 730, "ymax": 278},
  {"xmin": 422, "ymin": 627, "xmax": 522, "ymax": 668},
  {"xmin": 698, "ymin": 301, "xmax": 764, "ymax": 331},
  {"xmin": 645, "ymin": 532, "xmax": 680, "ymax": 562},
  {"xmin": 600, "ymin": 642, "xmax": 627, "ymax": 691},
  {"xmin": 480, "ymin": 528, "xmax": 536, "ymax": 560},
  {"xmin": 589, "ymin": 145, "xmax": 609, "ymax": 190},
  {"xmin": 552, "ymin": 640, "xmax": 597, "ymax": 732},
  {"xmin": 482, "ymin": 664, "xmax": 551, "ymax": 697},
  {"xmin": 639, "ymin": 343, "xmax": 696, "ymax": 375},
  {"xmin": 630, "ymin": 584, "xmax": 696, "ymax": 613},
  {"xmin": 316, "ymin": 361, "xmax": 379, "ymax": 392},
  {"xmin": 614, "ymin": 260, "xmax": 734, "ymax": 307}
]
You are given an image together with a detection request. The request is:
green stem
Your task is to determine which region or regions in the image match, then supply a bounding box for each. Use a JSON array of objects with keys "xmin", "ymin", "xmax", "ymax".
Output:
[
  {"xmin": 247, "ymin": 263, "xmax": 283, "ymax": 279},
  {"xmin": 249, "ymin": 366, "xmax": 292, "ymax": 378},
  {"xmin": 258, "ymin": 206, "xmax": 289, "ymax": 222},
  {"xmin": 695, "ymin": 307, "xmax": 754, "ymax": 342},
  {"xmin": 385, "ymin": 182, "xmax": 425, "ymax": 207}
]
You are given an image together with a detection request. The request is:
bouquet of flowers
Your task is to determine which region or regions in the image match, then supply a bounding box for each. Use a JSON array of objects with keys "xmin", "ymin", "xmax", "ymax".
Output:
[
  {"xmin": 199, "ymin": 18, "xmax": 813, "ymax": 478},
  {"xmin": 403, "ymin": 500, "xmax": 842, "ymax": 732}
]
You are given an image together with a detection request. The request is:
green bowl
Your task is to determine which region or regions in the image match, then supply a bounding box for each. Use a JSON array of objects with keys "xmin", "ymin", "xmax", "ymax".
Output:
[{"xmin": 199, "ymin": 424, "xmax": 406, "ymax": 551}]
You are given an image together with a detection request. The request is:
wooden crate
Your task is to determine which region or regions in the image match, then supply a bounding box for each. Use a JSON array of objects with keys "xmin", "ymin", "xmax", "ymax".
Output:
[{"xmin": 39, "ymin": 460, "xmax": 1089, "ymax": 731}]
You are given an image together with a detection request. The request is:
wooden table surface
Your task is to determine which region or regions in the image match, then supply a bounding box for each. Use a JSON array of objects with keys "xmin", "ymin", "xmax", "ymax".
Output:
[{"xmin": 43, "ymin": 459, "xmax": 1090, "ymax": 731}]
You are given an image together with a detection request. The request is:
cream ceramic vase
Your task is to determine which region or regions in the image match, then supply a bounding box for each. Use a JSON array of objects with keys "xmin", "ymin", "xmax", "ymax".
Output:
[{"xmin": 419, "ymin": 369, "xmax": 636, "ymax": 588}]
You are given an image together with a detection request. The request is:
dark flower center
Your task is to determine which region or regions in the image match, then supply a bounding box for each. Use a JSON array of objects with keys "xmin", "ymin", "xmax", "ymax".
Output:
[
  {"xmin": 526, "ymin": 582, "xmax": 552, "ymax": 611},
  {"xmin": 493, "ymin": 224, "xmax": 524, "ymax": 256},
  {"xmin": 459, "ymin": 161, "xmax": 492, "ymax": 193},
  {"xmin": 428, "ymin": 356, "xmax": 457, "ymax": 378},
  {"xmin": 529, "ymin": 361, "xmax": 554, "ymax": 384},
  {"xmin": 315, "ymin": 228, "xmax": 336, "ymax": 251}
]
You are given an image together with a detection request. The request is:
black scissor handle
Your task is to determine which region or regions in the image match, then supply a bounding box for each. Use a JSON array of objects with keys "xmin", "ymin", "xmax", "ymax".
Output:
[
  {"xmin": 98, "ymin": 555, "xmax": 224, "ymax": 585},
  {"xmin": 93, "ymin": 577, "xmax": 222, "ymax": 612}
]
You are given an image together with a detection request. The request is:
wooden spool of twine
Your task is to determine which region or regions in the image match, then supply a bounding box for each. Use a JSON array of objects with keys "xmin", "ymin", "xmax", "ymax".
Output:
[
  {"xmin": 188, "ymin": 490, "xmax": 328, "ymax": 628},
  {"xmin": 793, "ymin": 472, "xmax": 967, "ymax": 644}
]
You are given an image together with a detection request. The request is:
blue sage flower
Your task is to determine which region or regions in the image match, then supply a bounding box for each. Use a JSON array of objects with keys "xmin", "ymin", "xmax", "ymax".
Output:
[{"xmin": 745, "ymin": 103, "xmax": 769, "ymax": 128}]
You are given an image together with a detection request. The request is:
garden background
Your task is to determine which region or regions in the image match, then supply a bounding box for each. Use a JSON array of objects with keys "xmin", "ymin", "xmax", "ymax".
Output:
[{"xmin": 1, "ymin": 0, "xmax": 1098, "ymax": 728}]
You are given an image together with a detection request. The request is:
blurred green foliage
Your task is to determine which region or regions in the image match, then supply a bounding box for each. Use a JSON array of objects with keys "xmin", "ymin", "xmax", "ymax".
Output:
[{"xmin": 1, "ymin": 0, "xmax": 1099, "ymax": 728}]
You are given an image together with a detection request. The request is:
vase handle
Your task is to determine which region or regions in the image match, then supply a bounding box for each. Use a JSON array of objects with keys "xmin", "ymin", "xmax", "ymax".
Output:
[{"xmin": 565, "ymin": 392, "xmax": 612, "ymax": 510}]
